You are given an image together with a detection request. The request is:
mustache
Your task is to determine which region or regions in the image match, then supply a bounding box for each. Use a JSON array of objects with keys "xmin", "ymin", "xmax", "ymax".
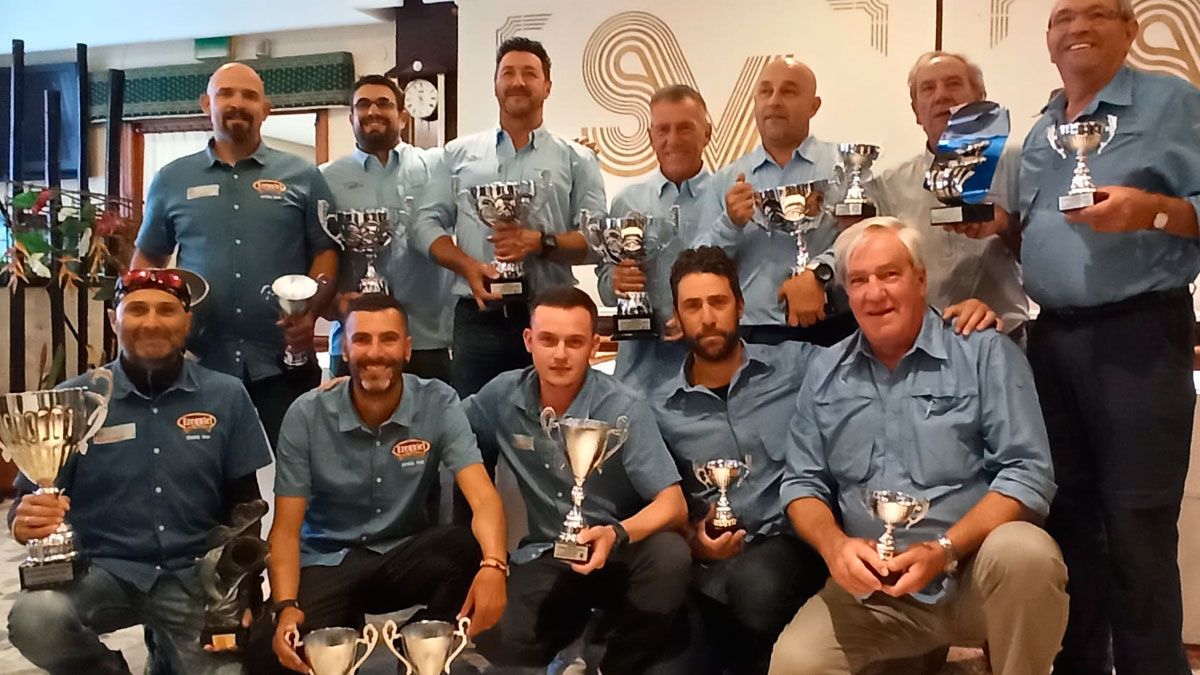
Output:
[
  {"xmin": 223, "ymin": 109, "xmax": 252, "ymax": 123},
  {"xmin": 504, "ymin": 86, "xmax": 532, "ymax": 97}
]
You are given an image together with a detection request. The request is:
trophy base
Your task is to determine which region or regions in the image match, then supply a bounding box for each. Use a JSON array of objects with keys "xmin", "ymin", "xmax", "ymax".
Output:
[
  {"xmin": 485, "ymin": 278, "xmax": 526, "ymax": 299},
  {"xmin": 930, "ymin": 202, "xmax": 995, "ymax": 226},
  {"xmin": 705, "ymin": 520, "xmax": 740, "ymax": 539},
  {"xmin": 612, "ymin": 315, "xmax": 656, "ymax": 341},
  {"xmin": 1059, "ymin": 192, "xmax": 1097, "ymax": 211},
  {"xmin": 553, "ymin": 540, "xmax": 592, "ymax": 563},
  {"xmin": 357, "ymin": 279, "xmax": 391, "ymax": 295},
  {"xmin": 20, "ymin": 556, "xmax": 87, "ymax": 591},
  {"xmin": 834, "ymin": 203, "xmax": 877, "ymax": 218},
  {"xmin": 201, "ymin": 625, "xmax": 247, "ymax": 651}
]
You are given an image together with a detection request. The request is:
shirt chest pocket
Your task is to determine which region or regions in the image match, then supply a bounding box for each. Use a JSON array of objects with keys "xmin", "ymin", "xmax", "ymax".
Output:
[
  {"xmin": 814, "ymin": 393, "xmax": 878, "ymax": 483},
  {"xmin": 904, "ymin": 386, "xmax": 979, "ymax": 488}
]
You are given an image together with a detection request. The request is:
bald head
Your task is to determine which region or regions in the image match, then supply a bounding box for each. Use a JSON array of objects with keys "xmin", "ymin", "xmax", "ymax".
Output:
[
  {"xmin": 754, "ymin": 56, "xmax": 822, "ymax": 153},
  {"xmin": 201, "ymin": 62, "xmax": 270, "ymax": 147}
]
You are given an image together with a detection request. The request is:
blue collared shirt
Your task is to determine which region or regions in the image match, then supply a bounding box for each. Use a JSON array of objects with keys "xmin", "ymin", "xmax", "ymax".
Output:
[
  {"xmin": 780, "ymin": 309, "xmax": 1056, "ymax": 603},
  {"xmin": 694, "ymin": 137, "xmax": 846, "ymax": 325},
  {"xmin": 598, "ymin": 168, "xmax": 711, "ymax": 392},
  {"xmin": 274, "ymin": 375, "xmax": 482, "ymax": 567},
  {"xmin": 462, "ymin": 367, "xmax": 680, "ymax": 564},
  {"xmin": 31, "ymin": 359, "xmax": 272, "ymax": 592},
  {"xmin": 321, "ymin": 146, "xmax": 454, "ymax": 352},
  {"xmin": 1018, "ymin": 65, "xmax": 1200, "ymax": 309},
  {"xmin": 410, "ymin": 126, "xmax": 608, "ymax": 298},
  {"xmin": 652, "ymin": 340, "xmax": 819, "ymax": 541},
  {"xmin": 136, "ymin": 141, "xmax": 337, "ymax": 381}
]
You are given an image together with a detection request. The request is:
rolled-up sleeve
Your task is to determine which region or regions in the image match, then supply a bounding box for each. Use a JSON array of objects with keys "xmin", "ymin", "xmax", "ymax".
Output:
[
  {"xmin": 410, "ymin": 153, "xmax": 457, "ymax": 260},
  {"xmin": 780, "ymin": 374, "xmax": 836, "ymax": 510},
  {"xmin": 274, "ymin": 399, "xmax": 313, "ymax": 498},
  {"xmin": 569, "ymin": 144, "xmax": 608, "ymax": 226},
  {"xmin": 692, "ymin": 173, "xmax": 743, "ymax": 256},
  {"xmin": 135, "ymin": 170, "xmax": 177, "ymax": 258}
]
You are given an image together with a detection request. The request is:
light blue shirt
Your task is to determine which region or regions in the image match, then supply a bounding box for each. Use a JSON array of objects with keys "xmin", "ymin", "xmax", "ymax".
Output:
[
  {"xmin": 462, "ymin": 367, "xmax": 680, "ymax": 564},
  {"xmin": 1018, "ymin": 65, "xmax": 1200, "ymax": 309},
  {"xmin": 695, "ymin": 137, "xmax": 846, "ymax": 325},
  {"xmin": 321, "ymin": 146, "xmax": 454, "ymax": 352},
  {"xmin": 136, "ymin": 141, "xmax": 336, "ymax": 381},
  {"xmin": 780, "ymin": 309, "xmax": 1056, "ymax": 603},
  {"xmin": 598, "ymin": 168, "xmax": 710, "ymax": 392},
  {"xmin": 275, "ymin": 375, "xmax": 482, "ymax": 567},
  {"xmin": 651, "ymin": 341, "xmax": 819, "ymax": 541},
  {"xmin": 411, "ymin": 126, "xmax": 608, "ymax": 298}
]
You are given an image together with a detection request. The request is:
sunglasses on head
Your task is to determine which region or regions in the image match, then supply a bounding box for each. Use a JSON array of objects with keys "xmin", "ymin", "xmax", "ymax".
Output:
[{"xmin": 115, "ymin": 269, "xmax": 191, "ymax": 307}]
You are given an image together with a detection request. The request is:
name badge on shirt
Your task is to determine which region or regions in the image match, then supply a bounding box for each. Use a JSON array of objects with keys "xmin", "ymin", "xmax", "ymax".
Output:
[
  {"xmin": 186, "ymin": 184, "xmax": 220, "ymax": 200},
  {"xmin": 94, "ymin": 422, "xmax": 136, "ymax": 445},
  {"xmin": 512, "ymin": 434, "xmax": 534, "ymax": 451}
]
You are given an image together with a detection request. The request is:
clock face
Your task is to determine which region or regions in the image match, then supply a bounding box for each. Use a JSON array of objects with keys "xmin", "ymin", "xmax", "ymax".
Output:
[{"xmin": 404, "ymin": 78, "xmax": 439, "ymax": 120}]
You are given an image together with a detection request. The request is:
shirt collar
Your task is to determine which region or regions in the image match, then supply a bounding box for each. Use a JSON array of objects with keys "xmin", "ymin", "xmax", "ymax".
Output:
[
  {"xmin": 750, "ymin": 135, "xmax": 821, "ymax": 172},
  {"xmin": 496, "ymin": 125, "xmax": 548, "ymax": 151},
  {"xmin": 1042, "ymin": 64, "xmax": 1134, "ymax": 118},
  {"xmin": 654, "ymin": 166, "xmax": 711, "ymax": 199},
  {"xmin": 352, "ymin": 145, "xmax": 400, "ymax": 170},
  {"xmin": 511, "ymin": 366, "xmax": 600, "ymax": 418},
  {"xmin": 335, "ymin": 375, "xmax": 416, "ymax": 433},
  {"xmin": 205, "ymin": 138, "xmax": 268, "ymax": 167},
  {"xmin": 664, "ymin": 340, "xmax": 773, "ymax": 402},
  {"xmin": 845, "ymin": 307, "xmax": 949, "ymax": 366},
  {"xmin": 110, "ymin": 356, "xmax": 199, "ymax": 401}
]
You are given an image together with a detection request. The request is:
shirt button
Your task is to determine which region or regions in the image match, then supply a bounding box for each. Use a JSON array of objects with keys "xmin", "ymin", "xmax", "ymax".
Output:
[
  {"xmin": 233, "ymin": 173, "xmax": 239, "ymax": 180},
  {"xmin": 235, "ymin": 350, "xmax": 242, "ymax": 357},
  {"xmin": 158, "ymin": 525, "xmax": 165, "ymax": 532},
  {"xmin": 151, "ymin": 407, "xmax": 158, "ymax": 414},
  {"xmin": 375, "ymin": 440, "xmax": 381, "ymax": 447},
  {"xmin": 544, "ymin": 463, "xmax": 550, "ymax": 469},
  {"xmin": 155, "ymin": 486, "xmax": 162, "ymax": 494},
  {"xmin": 153, "ymin": 447, "xmax": 160, "ymax": 454},
  {"xmin": 360, "ymin": 535, "xmax": 368, "ymax": 542},
  {"xmin": 557, "ymin": 491, "xmax": 563, "ymax": 498},
  {"xmin": 155, "ymin": 565, "xmax": 162, "ymax": 570},
  {"xmin": 234, "ymin": 272, "xmax": 242, "ymax": 279},
  {"xmin": 235, "ymin": 308, "xmax": 242, "ymax": 314},
  {"xmin": 375, "ymin": 508, "xmax": 382, "ymax": 514},
  {"xmin": 235, "ymin": 238, "xmax": 242, "ymax": 245},
  {"xmin": 376, "ymin": 477, "xmax": 382, "ymax": 483},
  {"xmin": 233, "ymin": 204, "xmax": 240, "ymax": 210}
]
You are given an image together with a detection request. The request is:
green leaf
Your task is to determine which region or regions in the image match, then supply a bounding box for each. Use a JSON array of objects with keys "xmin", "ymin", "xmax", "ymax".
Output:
[
  {"xmin": 14, "ymin": 230, "xmax": 51, "ymax": 255},
  {"xmin": 12, "ymin": 191, "xmax": 38, "ymax": 210},
  {"xmin": 58, "ymin": 216, "xmax": 86, "ymax": 239},
  {"xmin": 81, "ymin": 203, "xmax": 97, "ymax": 223},
  {"xmin": 39, "ymin": 344, "xmax": 66, "ymax": 389}
]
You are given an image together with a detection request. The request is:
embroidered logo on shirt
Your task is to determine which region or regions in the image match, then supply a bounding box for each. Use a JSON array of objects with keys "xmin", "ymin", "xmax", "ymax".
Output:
[
  {"xmin": 253, "ymin": 179, "xmax": 287, "ymax": 199},
  {"xmin": 392, "ymin": 438, "xmax": 431, "ymax": 460},
  {"xmin": 177, "ymin": 412, "xmax": 217, "ymax": 437}
]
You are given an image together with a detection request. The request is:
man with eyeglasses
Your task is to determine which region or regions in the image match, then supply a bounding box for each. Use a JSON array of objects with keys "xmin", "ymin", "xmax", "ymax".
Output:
[
  {"xmin": 1007, "ymin": 1, "xmax": 1200, "ymax": 673},
  {"xmin": 321, "ymin": 74, "xmax": 455, "ymax": 384}
]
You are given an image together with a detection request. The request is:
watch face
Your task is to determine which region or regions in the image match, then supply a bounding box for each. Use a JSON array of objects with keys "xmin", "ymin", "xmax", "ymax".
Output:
[{"xmin": 403, "ymin": 78, "xmax": 439, "ymax": 119}]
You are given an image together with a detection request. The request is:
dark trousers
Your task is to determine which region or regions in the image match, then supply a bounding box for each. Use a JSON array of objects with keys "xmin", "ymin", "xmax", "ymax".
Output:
[
  {"xmin": 474, "ymin": 532, "xmax": 692, "ymax": 675},
  {"xmin": 246, "ymin": 525, "xmax": 481, "ymax": 675},
  {"xmin": 740, "ymin": 311, "xmax": 858, "ymax": 347},
  {"xmin": 245, "ymin": 360, "xmax": 321, "ymax": 450},
  {"xmin": 330, "ymin": 347, "xmax": 453, "ymax": 385},
  {"xmin": 1028, "ymin": 289, "xmax": 1194, "ymax": 675}
]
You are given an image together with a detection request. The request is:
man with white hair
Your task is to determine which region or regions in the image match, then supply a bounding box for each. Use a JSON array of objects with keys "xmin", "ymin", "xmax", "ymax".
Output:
[{"xmin": 769, "ymin": 218, "xmax": 1067, "ymax": 675}]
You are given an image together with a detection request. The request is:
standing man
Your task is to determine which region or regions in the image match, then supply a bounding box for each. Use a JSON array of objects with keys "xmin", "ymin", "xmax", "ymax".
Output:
[
  {"xmin": 1013, "ymin": 1, "xmax": 1200, "ymax": 672},
  {"xmin": 411, "ymin": 37, "xmax": 607, "ymax": 399},
  {"xmin": 321, "ymin": 74, "xmax": 455, "ymax": 383},
  {"xmin": 462, "ymin": 287, "xmax": 691, "ymax": 674},
  {"xmin": 597, "ymin": 84, "xmax": 712, "ymax": 394},
  {"xmin": 133, "ymin": 62, "xmax": 338, "ymax": 448},
  {"xmin": 872, "ymin": 51, "xmax": 1028, "ymax": 337}
]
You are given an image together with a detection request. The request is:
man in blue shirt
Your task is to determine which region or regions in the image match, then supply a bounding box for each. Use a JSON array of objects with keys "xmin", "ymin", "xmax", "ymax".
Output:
[
  {"xmin": 597, "ymin": 84, "xmax": 711, "ymax": 394},
  {"xmin": 132, "ymin": 62, "xmax": 338, "ymax": 448},
  {"xmin": 247, "ymin": 294, "xmax": 508, "ymax": 675},
  {"xmin": 321, "ymin": 74, "xmax": 454, "ymax": 383},
  {"xmin": 769, "ymin": 218, "xmax": 1067, "ymax": 675},
  {"xmin": 411, "ymin": 38, "xmax": 607, "ymax": 399},
  {"xmin": 462, "ymin": 287, "xmax": 690, "ymax": 674},
  {"xmin": 7, "ymin": 269, "xmax": 273, "ymax": 675}
]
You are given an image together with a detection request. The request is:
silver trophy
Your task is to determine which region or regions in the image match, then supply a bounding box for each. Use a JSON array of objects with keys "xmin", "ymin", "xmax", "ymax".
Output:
[
  {"xmin": 262, "ymin": 274, "xmax": 319, "ymax": 368},
  {"xmin": 927, "ymin": 140, "xmax": 996, "ymax": 225},
  {"xmin": 581, "ymin": 207, "xmax": 679, "ymax": 340},
  {"xmin": 1047, "ymin": 116, "xmax": 1117, "ymax": 211},
  {"xmin": 463, "ymin": 174, "xmax": 547, "ymax": 299},
  {"xmin": 285, "ymin": 625, "xmax": 378, "ymax": 675},
  {"xmin": 833, "ymin": 143, "xmax": 880, "ymax": 217},
  {"xmin": 320, "ymin": 200, "xmax": 404, "ymax": 294},
  {"xmin": 693, "ymin": 458, "xmax": 751, "ymax": 538},
  {"xmin": 0, "ymin": 368, "xmax": 114, "ymax": 590},
  {"xmin": 381, "ymin": 617, "xmax": 470, "ymax": 675},
  {"xmin": 540, "ymin": 407, "xmax": 631, "ymax": 562},
  {"xmin": 864, "ymin": 490, "xmax": 930, "ymax": 561},
  {"xmin": 754, "ymin": 183, "xmax": 826, "ymax": 275}
]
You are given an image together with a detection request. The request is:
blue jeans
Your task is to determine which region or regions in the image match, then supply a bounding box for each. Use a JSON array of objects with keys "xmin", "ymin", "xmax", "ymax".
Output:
[{"xmin": 7, "ymin": 564, "xmax": 243, "ymax": 675}]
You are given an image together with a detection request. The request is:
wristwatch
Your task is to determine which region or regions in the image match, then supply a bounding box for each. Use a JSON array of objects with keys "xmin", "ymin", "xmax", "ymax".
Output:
[
  {"xmin": 610, "ymin": 521, "xmax": 630, "ymax": 551},
  {"xmin": 270, "ymin": 598, "xmax": 300, "ymax": 622},
  {"xmin": 540, "ymin": 232, "xmax": 559, "ymax": 256},
  {"xmin": 935, "ymin": 534, "xmax": 959, "ymax": 576},
  {"xmin": 807, "ymin": 261, "xmax": 834, "ymax": 287}
]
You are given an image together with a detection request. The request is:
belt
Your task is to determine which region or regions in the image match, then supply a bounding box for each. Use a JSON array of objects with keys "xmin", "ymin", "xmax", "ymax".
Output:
[{"xmin": 1039, "ymin": 288, "xmax": 1191, "ymax": 324}]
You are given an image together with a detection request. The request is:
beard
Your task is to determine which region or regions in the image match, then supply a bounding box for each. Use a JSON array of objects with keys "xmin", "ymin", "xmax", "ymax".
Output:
[
  {"xmin": 355, "ymin": 117, "xmax": 399, "ymax": 153},
  {"xmin": 352, "ymin": 357, "xmax": 407, "ymax": 394},
  {"xmin": 687, "ymin": 328, "xmax": 740, "ymax": 363},
  {"xmin": 220, "ymin": 109, "xmax": 255, "ymax": 143}
]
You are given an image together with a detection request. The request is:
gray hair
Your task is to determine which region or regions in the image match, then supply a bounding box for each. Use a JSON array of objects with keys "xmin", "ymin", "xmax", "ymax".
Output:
[
  {"xmin": 907, "ymin": 51, "xmax": 987, "ymax": 104},
  {"xmin": 833, "ymin": 217, "xmax": 926, "ymax": 287},
  {"xmin": 1048, "ymin": 0, "xmax": 1136, "ymax": 27}
]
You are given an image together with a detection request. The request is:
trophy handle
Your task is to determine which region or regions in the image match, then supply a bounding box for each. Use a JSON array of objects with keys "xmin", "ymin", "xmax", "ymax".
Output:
[
  {"xmin": 905, "ymin": 499, "xmax": 931, "ymax": 529},
  {"xmin": 317, "ymin": 199, "xmax": 345, "ymax": 249},
  {"xmin": 260, "ymin": 284, "xmax": 278, "ymax": 306},
  {"xmin": 350, "ymin": 623, "xmax": 378, "ymax": 674},
  {"xmin": 735, "ymin": 456, "xmax": 752, "ymax": 488},
  {"xmin": 80, "ymin": 367, "xmax": 114, "ymax": 451},
  {"xmin": 693, "ymin": 463, "xmax": 712, "ymax": 488},
  {"xmin": 444, "ymin": 617, "xmax": 471, "ymax": 673},
  {"xmin": 581, "ymin": 210, "xmax": 603, "ymax": 251},
  {"xmin": 1046, "ymin": 126, "xmax": 1067, "ymax": 159},
  {"xmin": 539, "ymin": 407, "xmax": 560, "ymax": 442},
  {"xmin": 381, "ymin": 620, "xmax": 414, "ymax": 674},
  {"xmin": 599, "ymin": 415, "xmax": 630, "ymax": 466},
  {"xmin": 1098, "ymin": 114, "xmax": 1118, "ymax": 153}
]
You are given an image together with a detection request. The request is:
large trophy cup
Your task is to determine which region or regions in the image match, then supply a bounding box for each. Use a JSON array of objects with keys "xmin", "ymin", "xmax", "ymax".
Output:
[
  {"xmin": 754, "ymin": 182, "xmax": 826, "ymax": 275},
  {"xmin": 286, "ymin": 625, "xmax": 378, "ymax": 675},
  {"xmin": 463, "ymin": 173, "xmax": 548, "ymax": 299},
  {"xmin": 262, "ymin": 274, "xmax": 320, "ymax": 368},
  {"xmin": 381, "ymin": 617, "xmax": 470, "ymax": 675},
  {"xmin": 0, "ymin": 368, "xmax": 114, "ymax": 590},
  {"xmin": 581, "ymin": 207, "xmax": 680, "ymax": 340},
  {"xmin": 833, "ymin": 144, "xmax": 880, "ymax": 217},
  {"xmin": 864, "ymin": 489, "xmax": 930, "ymax": 562},
  {"xmin": 694, "ymin": 458, "xmax": 751, "ymax": 538},
  {"xmin": 1047, "ymin": 116, "xmax": 1117, "ymax": 211},
  {"xmin": 540, "ymin": 408, "xmax": 631, "ymax": 562},
  {"xmin": 320, "ymin": 200, "xmax": 403, "ymax": 294},
  {"xmin": 198, "ymin": 499, "xmax": 270, "ymax": 650},
  {"xmin": 926, "ymin": 101, "xmax": 1011, "ymax": 226}
]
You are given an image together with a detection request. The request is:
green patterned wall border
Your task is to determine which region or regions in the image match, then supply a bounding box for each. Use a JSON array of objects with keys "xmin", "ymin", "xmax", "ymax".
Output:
[{"xmin": 87, "ymin": 52, "xmax": 354, "ymax": 120}]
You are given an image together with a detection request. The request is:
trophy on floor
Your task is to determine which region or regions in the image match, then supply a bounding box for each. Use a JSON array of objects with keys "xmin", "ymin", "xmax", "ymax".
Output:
[
  {"xmin": 0, "ymin": 368, "xmax": 113, "ymax": 590},
  {"xmin": 381, "ymin": 617, "xmax": 470, "ymax": 675},
  {"xmin": 262, "ymin": 274, "xmax": 320, "ymax": 368},
  {"xmin": 198, "ymin": 499, "xmax": 270, "ymax": 650},
  {"xmin": 833, "ymin": 144, "xmax": 880, "ymax": 217},
  {"xmin": 926, "ymin": 101, "xmax": 1011, "ymax": 226},
  {"xmin": 581, "ymin": 206, "xmax": 680, "ymax": 340},
  {"xmin": 1047, "ymin": 115, "xmax": 1117, "ymax": 211},
  {"xmin": 540, "ymin": 407, "xmax": 631, "ymax": 562},
  {"xmin": 286, "ymin": 625, "xmax": 378, "ymax": 675},
  {"xmin": 754, "ymin": 182, "xmax": 826, "ymax": 275},
  {"xmin": 694, "ymin": 458, "xmax": 751, "ymax": 538},
  {"xmin": 463, "ymin": 171, "xmax": 550, "ymax": 300},
  {"xmin": 864, "ymin": 489, "xmax": 930, "ymax": 561},
  {"xmin": 319, "ymin": 200, "xmax": 403, "ymax": 294}
]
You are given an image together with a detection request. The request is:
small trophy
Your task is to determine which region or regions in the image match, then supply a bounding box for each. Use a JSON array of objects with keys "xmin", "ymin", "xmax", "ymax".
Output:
[
  {"xmin": 463, "ymin": 174, "xmax": 547, "ymax": 299},
  {"xmin": 540, "ymin": 407, "xmax": 630, "ymax": 562},
  {"xmin": 320, "ymin": 200, "xmax": 403, "ymax": 294},
  {"xmin": 381, "ymin": 617, "xmax": 470, "ymax": 675},
  {"xmin": 198, "ymin": 499, "xmax": 269, "ymax": 650},
  {"xmin": 1047, "ymin": 116, "xmax": 1117, "ymax": 211},
  {"xmin": 754, "ymin": 183, "xmax": 826, "ymax": 275},
  {"xmin": 926, "ymin": 101, "xmax": 1012, "ymax": 226},
  {"xmin": 693, "ymin": 458, "xmax": 751, "ymax": 538},
  {"xmin": 285, "ymin": 625, "xmax": 378, "ymax": 675},
  {"xmin": 0, "ymin": 369, "xmax": 114, "ymax": 590},
  {"xmin": 833, "ymin": 143, "xmax": 880, "ymax": 217},
  {"xmin": 262, "ymin": 274, "xmax": 319, "ymax": 368},
  {"xmin": 582, "ymin": 207, "xmax": 679, "ymax": 340},
  {"xmin": 864, "ymin": 490, "xmax": 930, "ymax": 561}
]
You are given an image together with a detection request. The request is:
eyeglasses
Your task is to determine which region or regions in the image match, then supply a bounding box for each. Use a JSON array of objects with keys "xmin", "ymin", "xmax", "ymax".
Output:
[
  {"xmin": 353, "ymin": 98, "xmax": 398, "ymax": 112},
  {"xmin": 1049, "ymin": 7, "xmax": 1128, "ymax": 29}
]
